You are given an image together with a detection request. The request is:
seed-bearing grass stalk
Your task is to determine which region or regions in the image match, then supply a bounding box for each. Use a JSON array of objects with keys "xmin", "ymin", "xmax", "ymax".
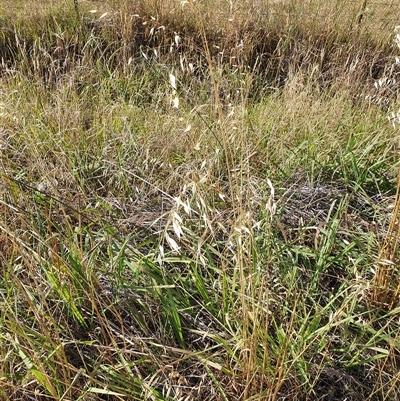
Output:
[
  {"xmin": 373, "ymin": 168, "xmax": 400, "ymax": 309},
  {"xmin": 2, "ymin": 0, "xmax": 400, "ymax": 399},
  {"xmin": 372, "ymin": 25, "xmax": 400, "ymax": 309},
  {"xmin": 192, "ymin": 2, "xmax": 269, "ymax": 392}
]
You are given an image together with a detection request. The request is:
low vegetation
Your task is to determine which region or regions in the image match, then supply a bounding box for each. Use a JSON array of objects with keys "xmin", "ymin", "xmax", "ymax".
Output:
[{"xmin": 1, "ymin": 0, "xmax": 400, "ymax": 399}]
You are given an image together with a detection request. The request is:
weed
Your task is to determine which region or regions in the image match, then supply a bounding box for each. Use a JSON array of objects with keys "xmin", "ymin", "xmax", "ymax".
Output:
[{"xmin": 1, "ymin": 1, "xmax": 400, "ymax": 400}]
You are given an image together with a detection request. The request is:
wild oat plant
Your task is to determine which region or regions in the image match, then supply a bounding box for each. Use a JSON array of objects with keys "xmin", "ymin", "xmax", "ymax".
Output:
[{"xmin": 1, "ymin": 1, "xmax": 400, "ymax": 400}]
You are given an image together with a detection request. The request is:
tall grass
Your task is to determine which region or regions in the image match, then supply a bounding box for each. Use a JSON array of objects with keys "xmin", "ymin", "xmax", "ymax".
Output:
[{"xmin": 1, "ymin": 0, "xmax": 400, "ymax": 400}]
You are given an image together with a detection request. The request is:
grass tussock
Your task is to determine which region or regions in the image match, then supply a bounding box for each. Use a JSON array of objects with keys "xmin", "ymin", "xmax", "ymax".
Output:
[{"xmin": 1, "ymin": 0, "xmax": 400, "ymax": 400}]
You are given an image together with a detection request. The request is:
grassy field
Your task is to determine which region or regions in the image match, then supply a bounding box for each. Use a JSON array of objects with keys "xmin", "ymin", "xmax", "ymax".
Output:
[{"xmin": 1, "ymin": 0, "xmax": 400, "ymax": 399}]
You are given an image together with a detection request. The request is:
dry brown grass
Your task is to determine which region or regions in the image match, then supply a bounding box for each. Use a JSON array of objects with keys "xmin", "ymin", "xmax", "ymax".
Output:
[
  {"xmin": 1, "ymin": 1, "xmax": 400, "ymax": 400},
  {"xmin": 1, "ymin": 0, "xmax": 399, "ymax": 97},
  {"xmin": 373, "ymin": 168, "xmax": 400, "ymax": 309}
]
